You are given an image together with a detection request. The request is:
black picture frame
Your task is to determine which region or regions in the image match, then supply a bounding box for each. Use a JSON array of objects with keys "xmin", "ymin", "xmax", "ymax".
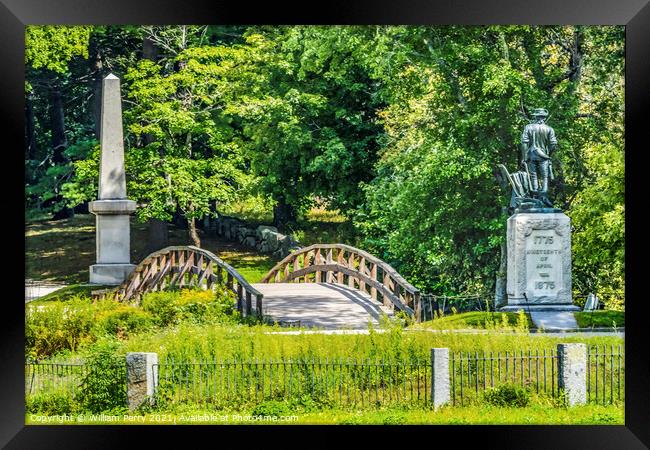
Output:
[{"xmin": 5, "ymin": 1, "xmax": 648, "ymax": 447}]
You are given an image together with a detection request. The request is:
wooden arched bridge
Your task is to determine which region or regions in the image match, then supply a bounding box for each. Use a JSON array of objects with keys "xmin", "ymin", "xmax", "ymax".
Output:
[{"xmin": 94, "ymin": 244, "xmax": 421, "ymax": 329}]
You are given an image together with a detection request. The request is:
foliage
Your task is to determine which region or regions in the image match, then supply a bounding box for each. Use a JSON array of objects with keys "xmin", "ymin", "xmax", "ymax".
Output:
[
  {"xmin": 251, "ymin": 400, "xmax": 291, "ymax": 416},
  {"xmin": 26, "ymin": 392, "xmax": 81, "ymax": 415},
  {"xmin": 77, "ymin": 339, "xmax": 127, "ymax": 413},
  {"xmin": 415, "ymin": 311, "xmax": 533, "ymax": 330},
  {"xmin": 27, "ymin": 25, "xmax": 625, "ymax": 307},
  {"xmin": 483, "ymin": 385, "xmax": 531, "ymax": 407},
  {"xmin": 121, "ymin": 318, "xmax": 621, "ymax": 363},
  {"xmin": 574, "ymin": 311, "xmax": 624, "ymax": 329},
  {"xmin": 231, "ymin": 27, "xmax": 384, "ymax": 221},
  {"xmin": 95, "ymin": 303, "xmax": 155, "ymax": 338},
  {"xmin": 32, "ymin": 284, "xmax": 114, "ymax": 303},
  {"xmin": 26, "ymin": 403, "xmax": 624, "ymax": 425},
  {"xmin": 25, "ymin": 297, "xmax": 96, "ymax": 358},
  {"xmin": 25, "ymin": 26, "xmax": 92, "ymax": 74},
  {"xmin": 26, "ymin": 286, "xmax": 242, "ymax": 358},
  {"xmin": 141, "ymin": 287, "xmax": 240, "ymax": 326},
  {"xmin": 354, "ymin": 26, "xmax": 624, "ymax": 301}
]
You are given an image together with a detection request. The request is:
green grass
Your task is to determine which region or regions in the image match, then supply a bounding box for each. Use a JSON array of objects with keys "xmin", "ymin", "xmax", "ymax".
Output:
[
  {"xmin": 116, "ymin": 320, "xmax": 622, "ymax": 363},
  {"xmin": 25, "ymin": 403, "xmax": 623, "ymax": 425},
  {"xmin": 412, "ymin": 311, "xmax": 534, "ymax": 330},
  {"xmin": 25, "ymin": 201, "xmax": 359, "ymax": 287},
  {"xmin": 25, "ymin": 215, "xmax": 277, "ymax": 285},
  {"xmin": 219, "ymin": 200, "xmax": 360, "ymax": 247},
  {"xmin": 574, "ymin": 311, "xmax": 625, "ymax": 329},
  {"xmin": 29, "ymin": 284, "xmax": 114, "ymax": 304}
]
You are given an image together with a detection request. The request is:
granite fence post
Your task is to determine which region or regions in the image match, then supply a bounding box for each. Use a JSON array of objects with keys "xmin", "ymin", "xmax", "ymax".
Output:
[
  {"xmin": 126, "ymin": 352, "xmax": 158, "ymax": 411},
  {"xmin": 430, "ymin": 348, "xmax": 450, "ymax": 410},
  {"xmin": 557, "ymin": 343, "xmax": 587, "ymax": 406}
]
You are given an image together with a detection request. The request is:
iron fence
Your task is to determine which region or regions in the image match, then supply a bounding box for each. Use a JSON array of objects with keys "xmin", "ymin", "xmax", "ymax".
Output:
[
  {"xmin": 452, "ymin": 350, "xmax": 558, "ymax": 406},
  {"xmin": 25, "ymin": 359, "xmax": 88, "ymax": 396},
  {"xmin": 419, "ymin": 294, "xmax": 493, "ymax": 321},
  {"xmin": 25, "ymin": 345, "xmax": 624, "ymax": 409},
  {"xmin": 25, "ymin": 358, "xmax": 127, "ymax": 401},
  {"xmin": 451, "ymin": 346, "xmax": 624, "ymax": 406},
  {"xmin": 153, "ymin": 357, "xmax": 431, "ymax": 409},
  {"xmin": 588, "ymin": 345, "xmax": 624, "ymax": 405}
]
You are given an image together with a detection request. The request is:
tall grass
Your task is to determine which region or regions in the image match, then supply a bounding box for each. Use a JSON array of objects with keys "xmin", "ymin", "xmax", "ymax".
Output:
[{"xmin": 122, "ymin": 318, "xmax": 622, "ymax": 363}]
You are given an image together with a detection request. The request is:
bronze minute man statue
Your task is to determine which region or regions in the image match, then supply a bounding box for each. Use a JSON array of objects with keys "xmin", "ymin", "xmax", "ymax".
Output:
[{"xmin": 520, "ymin": 108, "xmax": 557, "ymax": 208}]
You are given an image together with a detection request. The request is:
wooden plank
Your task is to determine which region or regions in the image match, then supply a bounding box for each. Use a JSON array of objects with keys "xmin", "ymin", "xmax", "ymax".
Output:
[
  {"xmin": 370, "ymin": 264, "xmax": 377, "ymax": 300},
  {"xmin": 170, "ymin": 251, "xmax": 194, "ymax": 287},
  {"xmin": 197, "ymin": 261, "xmax": 213, "ymax": 287},
  {"xmin": 237, "ymin": 283, "xmax": 243, "ymax": 312},
  {"xmin": 256, "ymin": 294, "xmax": 263, "ymax": 316},
  {"xmin": 359, "ymin": 257, "xmax": 366, "ymax": 292},
  {"xmin": 285, "ymin": 264, "xmax": 414, "ymax": 315},
  {"xmin": 148, "ymin": 258, "xmax": 172, "ymax": 293},
  {"xmin": 245, "ymin": 291, "xmax": 252, "ymax": 316}
]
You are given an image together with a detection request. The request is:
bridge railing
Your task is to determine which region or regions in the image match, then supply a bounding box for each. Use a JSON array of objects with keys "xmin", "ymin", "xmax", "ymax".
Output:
[
  {"xmin": 92, "ymin": 246, "xmax": 263, "ymax": 317},
  {"xmin": 261, "ymin": 244, "xmax": 420, "ymax": 320}
]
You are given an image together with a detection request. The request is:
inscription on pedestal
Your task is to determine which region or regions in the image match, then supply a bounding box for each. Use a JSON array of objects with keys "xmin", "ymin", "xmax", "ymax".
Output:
[
  {"xmin": 503, "ymin": 212, "xmax": 573, "ymax": 310},
  {"xmin": 525, "ymin": 230, "xmax": 563, "ymax": 300}
]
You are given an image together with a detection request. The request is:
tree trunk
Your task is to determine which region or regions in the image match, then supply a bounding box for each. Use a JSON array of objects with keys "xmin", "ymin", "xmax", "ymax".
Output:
[
  {"xmin": 25, "ymin": 92, "xmax": 37, "ymax": 161},
  {"xmin": 273, "ymin": 196, "xmax": 297, "ymax": 231},
  {"xmin": 494, "ymin": 238, "xmax": 507, "ymax": 309},
  {"xmin": 141, "ymin": 36, "xmax": 170, "ymax": 252},
  {"xmin": 147, "ymin": 218, "xmax": 169, "ymax": 253},
  {"xmin": 89, "ymin": 41, "xmax": 103, "ymax": 139},
  {"xmin": 187, "ymin": 216, "xmax": 201, "ymax": 248},
  {"xmin": 49, "ymin": 79, "xmax": 67, "ymax": 164},
  {"xmin": 49, "ymin": 77, "xmax": 74, "ymax": 220}
]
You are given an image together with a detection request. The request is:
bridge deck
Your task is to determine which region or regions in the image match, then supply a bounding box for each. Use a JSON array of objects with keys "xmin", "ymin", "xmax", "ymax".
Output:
[{"xmin": 251, "ymin": 283, "xmax": 394, "ymax": 330}]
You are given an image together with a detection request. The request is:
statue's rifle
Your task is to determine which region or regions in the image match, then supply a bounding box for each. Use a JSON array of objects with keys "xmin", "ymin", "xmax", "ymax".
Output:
[{"xmin": 521, "ymin": 161, "xmax": 534, "ymax": 193}]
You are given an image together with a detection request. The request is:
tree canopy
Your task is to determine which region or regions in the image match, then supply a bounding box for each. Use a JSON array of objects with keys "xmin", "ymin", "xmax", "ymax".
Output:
[{"xmin": 24, "ymin": 25, "xmax": 625, "ymax": 309}]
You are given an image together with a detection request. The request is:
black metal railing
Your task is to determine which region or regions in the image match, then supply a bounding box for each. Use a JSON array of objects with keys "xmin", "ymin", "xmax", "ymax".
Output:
[
  {"xmin": 451, "ymin": 347, "xmax": 624, "ymax": 406},
  {"xmin": 452, "ymin": 350, "xmax": 558, "ymax": 405},
  {"xmin": 587, "ymin": 345, "xmax": 624, "ymax": 405},
  {"xmin": 25, "ymin": 359, "xmax": 88, "ymax": 396},
  {"xmin": 153, "ymin": 357, "xmax": 431, "ymax": 409},
  {"xmin": 419, "ymin": 294, "xmax": 494, "ymax": 321}
]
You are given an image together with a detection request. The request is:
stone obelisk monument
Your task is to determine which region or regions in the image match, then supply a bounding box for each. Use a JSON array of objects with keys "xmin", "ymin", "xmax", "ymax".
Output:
[{"xmin": 89, "ymin": 74, "xmax": 137, "ymax": 285}]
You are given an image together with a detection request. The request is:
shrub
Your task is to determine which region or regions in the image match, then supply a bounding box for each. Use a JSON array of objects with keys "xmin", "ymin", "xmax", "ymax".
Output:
[
  {"xmin": 26, "ymin": 392, "xmax": 81, "ymax": 415},
  {"xmin": 141, "ymin": 287, "xmax": 239, "ymax": 326},
  {"xmin": 251, "ymin": 400, "xmax": 291, "ymax": 417},
  {"xmin": 77, "ymin": 339, "xmax": 126, "ymax": 413},
  {"xmin": 95, "ymin": 302, "xmax": 154, "ymax": 338},
  {"xmin": 141, "ymin": 291, "xmax": 179, "ymax": 327},
  {"xmin": 382, "ymin": 413, "xmax": 407, "ymax": 425},
  {"xmin": 483, "ymin": 385, "xmax": 530, "ymax": 407},
  {"xmin": 25, "ymin": 296, "xmax": 95, "ymax": 358}
]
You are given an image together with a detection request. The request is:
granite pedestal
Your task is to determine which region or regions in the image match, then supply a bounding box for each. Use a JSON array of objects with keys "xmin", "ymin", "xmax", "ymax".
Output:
[{"xmin": 500, "ymin": 211, "xmax": 578, "ymax": 312}]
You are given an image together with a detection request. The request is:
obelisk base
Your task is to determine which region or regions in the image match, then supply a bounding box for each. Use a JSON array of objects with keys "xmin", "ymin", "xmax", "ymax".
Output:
[
  {"xmin": 89, "ymin": 199, "xmax": 137, "ymax": 285},
  {"xmin": 90, "ymin": 263, "xmax": 136, "ymax": 285}
]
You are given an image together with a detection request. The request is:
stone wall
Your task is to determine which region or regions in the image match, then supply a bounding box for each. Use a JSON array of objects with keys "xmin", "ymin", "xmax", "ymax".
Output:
[{"xmin": 204, "ymin": 215, "xmax": 301, "ymax": 259}]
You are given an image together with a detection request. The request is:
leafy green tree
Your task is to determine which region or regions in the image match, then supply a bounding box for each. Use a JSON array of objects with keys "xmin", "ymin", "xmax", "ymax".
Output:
[
  {"xmin": 25, "ymin": 26, "xmax": 92, "ymax": 219},
  {"xmin": 229, "ymin": 27, "xmax": 384, "ymax": 229},
  {"xmin": 354, "ymin": 26, "xmax": 624, "ymax": 303},
  {"xmin": 123, "ymin": 37, "xmax": 253, "ymax": 246}
]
